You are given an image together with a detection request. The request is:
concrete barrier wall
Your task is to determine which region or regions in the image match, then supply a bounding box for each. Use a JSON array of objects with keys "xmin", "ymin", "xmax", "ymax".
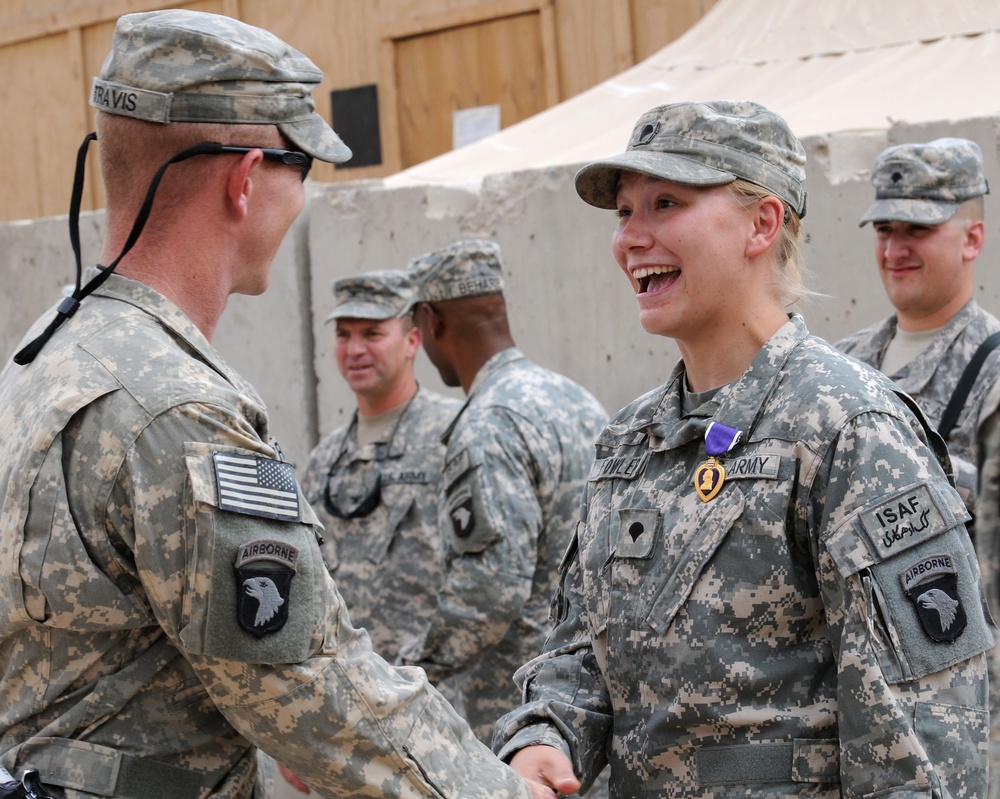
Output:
[{"xmin": 3, "ymin": 118, "xmax": 999, "ymax": 470}]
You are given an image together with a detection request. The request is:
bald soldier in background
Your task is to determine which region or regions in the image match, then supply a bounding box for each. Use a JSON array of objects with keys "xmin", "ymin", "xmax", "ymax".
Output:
[
  {"xmin": 0, "ymin": 10, "xmax": 539, "ymax": 798},
  {"xmin": 399, "ymin": 239, "xmax": 608, "ymax": 747}
]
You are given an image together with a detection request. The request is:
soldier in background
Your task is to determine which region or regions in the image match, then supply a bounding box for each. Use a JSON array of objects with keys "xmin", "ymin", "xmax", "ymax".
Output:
[
  {"xmin": 399, "ymin": 239, "xmax": 608, "ymax": 748},
  {"xmin": 0, "ymin": 10, "xmax": 539, "ymax": 798},
  {"xmin": 836, "ymin": 141, "xmax": 1000, "ymax": 798},
  {"xmin": 494, "ymin": 100, "xmax": 993, "ymax": 798},
  {"xmin": 837, "ymin": 138, "xmax": 997, "ymax": 527},
  {"xmin": 301, "ymin": 270, "xmax": 461, "ymax": 665}
]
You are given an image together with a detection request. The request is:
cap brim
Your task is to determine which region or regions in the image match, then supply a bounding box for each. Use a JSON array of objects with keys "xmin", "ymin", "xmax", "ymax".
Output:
[
  {"xmin": 858, "ymin": 198, "xmax": 958, "ymax": 227},
  {"xmin": 281, "ymin": 114, "xmax": 352, "ymax": 164},
  {"xmin": 575, "ymin": 151, "xmax": 737, "ymax": 209},
  {"xmin": 324, "ymin": 302, "xmax": 400, "ymax": 323}
]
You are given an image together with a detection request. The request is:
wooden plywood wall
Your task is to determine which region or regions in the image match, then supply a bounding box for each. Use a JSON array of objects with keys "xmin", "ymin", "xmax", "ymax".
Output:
[{"xmin": 0, "ymin": 0, "xmax": 716, "ymax": 223}]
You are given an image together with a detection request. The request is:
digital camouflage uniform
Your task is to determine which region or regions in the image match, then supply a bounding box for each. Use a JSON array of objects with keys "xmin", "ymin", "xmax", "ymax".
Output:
[
  {"xmin": 837, "ymin": 301, "xmax": 1000, "ymax": 519},
  {"xmin": 0, "ymin": 271, "xmax": 533, "ymax": 799},
  {"xmin": 975, "ymin": 379, "xmax": 1000, "ymax": 799},
  {"xmin": 841, "ymin": 137, "xmax": 1000, "ymax": 798},
  {"xmin": 301, "ymin": 385, "xmax": 462, "ymax": 662},
  {"xmin": 302, "ymin": 269, "xmax": 462, "ymax": 666},
  {"xmin": 494, "ymin": 315, "xmax": 993, "ymax": 798},
  {"xmin": 400, "ymin": 241, "xmax": 608, "ymax": 745},
  {"xmin": 0, "ymin": 7, "xmax": 532, "ymax": 796}
]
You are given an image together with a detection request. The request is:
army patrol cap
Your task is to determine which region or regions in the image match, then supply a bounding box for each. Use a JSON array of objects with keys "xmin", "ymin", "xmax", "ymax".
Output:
[
  {"xmin": 858, "ymin": 138, "xmax": 989, "ymax": 226},
  {"xmin": 326, "ymin": 270, "xmax": 416, "ymax": 322},
  {"xmin": 90, "ymin": 9, "xmax": 352, "ymax": 164},
  {"xmin": 575, "ymin": 99, "xmax": 808, "ymax": 218},
  {"xmin": 407, "ymin": 240, "xmax": 505, "ymax": 302}
]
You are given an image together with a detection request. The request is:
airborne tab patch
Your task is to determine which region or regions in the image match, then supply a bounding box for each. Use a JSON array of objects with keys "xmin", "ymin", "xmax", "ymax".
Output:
[
  {"xmin": 899, "ymin": 553, "xmax": 967, "ymax": 642},
  {"xmin": 214, "ymin": 452, "xmax": 301, "ymax": 521},
  {"xmin": 233, "ymin": 539, "xmax": 299, "ymax": 639}
]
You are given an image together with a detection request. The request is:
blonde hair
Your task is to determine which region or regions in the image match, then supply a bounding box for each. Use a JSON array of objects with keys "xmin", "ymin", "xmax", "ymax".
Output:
[{"xmin": 728, "ymin": 178, "xmax": 817, "ymax": 309}]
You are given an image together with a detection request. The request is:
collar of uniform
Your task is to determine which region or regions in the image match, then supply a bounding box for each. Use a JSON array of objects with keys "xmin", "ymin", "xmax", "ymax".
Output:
[
  {"xmin": 706, "ymin": 313, "xmax": 808, "ymax": 438},
  {"xmin": 883, "ymin": 298, "xmax": 979, "ymax": 394},
  {"xmin": 466, "ymin": 346, "xmax": 525, "ymax": 397},
  {"xmin": 86, "ymin": 267, "xmax": 257, "ymax": 398}
]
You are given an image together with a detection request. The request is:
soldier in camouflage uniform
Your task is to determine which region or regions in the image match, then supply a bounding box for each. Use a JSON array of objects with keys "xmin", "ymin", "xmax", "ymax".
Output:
[
  {"xmin": 836, "ymin": 138, "xmax": 997, "ymax": 525},
  {"xmin": 0, "ymin": 10, "xmax": 538, "ymax": 799},
  {"xmin": 301, "ymin": 271, "xmax": 462, "ymax": 664},
  {"xmin": 835, "ymin": 141, "xmax": 1000, "ymax": 798},
  {"xmin": 398, "ymin": 240, "xmax": 608, "ymax": 747},
  {"xmin": 493, "ymin": 100, "xmax": 993, "ymax": 799}
]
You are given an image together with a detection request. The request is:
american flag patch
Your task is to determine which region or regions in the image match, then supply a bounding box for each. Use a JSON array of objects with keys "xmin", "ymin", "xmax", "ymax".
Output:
[{"xmin": 213, "ymin": 452, "xmax": 301, "ymax": 521}]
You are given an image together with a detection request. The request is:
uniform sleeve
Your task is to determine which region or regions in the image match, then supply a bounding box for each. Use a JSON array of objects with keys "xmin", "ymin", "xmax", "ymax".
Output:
[
  {"xmin": 121, "ymin": 402, "xmax": 532, "ymax": 799},
  {"xmin": 400, "ymin": 407, "xmax": 544, "ymax": 683},
  {"xmin": 492, "ymin": 518, "xmax": 613, "ymax": 792},
  {"xmin": 975, "ymin": 386, "xmax": 1000, "ymax": 785},
  {"xmin": 814, "ymin": 409, "xmax": 993, "ymax": 799}
]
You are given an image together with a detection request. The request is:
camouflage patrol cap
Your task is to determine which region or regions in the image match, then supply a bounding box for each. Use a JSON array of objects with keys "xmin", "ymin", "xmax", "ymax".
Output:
[
  {"xmin": 575, "ymin": 99, "xmax": 808, "ymax": 218},
  {"xmin": 406, "ymin": 240, "xmax": 505, "ymax": 302},
  {"xmin": 90, "ymin": 9, "xmax": 351, "ymax": 164},
  {"xmin": 858, "ymin": 138, "xmax": 989, "ymax": 226},
  {"xmin": 326, "ymin": 270, "xmax": 416, "ymax": 322}
]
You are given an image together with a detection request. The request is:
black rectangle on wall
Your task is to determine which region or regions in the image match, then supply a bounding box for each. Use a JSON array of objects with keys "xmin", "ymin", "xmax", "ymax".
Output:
[{"xmin": 330, "ymin": 84, "xmax": 382, "ymax": 169}]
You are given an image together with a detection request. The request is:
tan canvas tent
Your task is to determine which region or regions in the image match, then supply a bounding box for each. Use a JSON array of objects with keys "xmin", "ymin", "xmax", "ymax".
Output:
[{"xmin": 387, "ymin": 0, "xmax": 1000, "ymax": 188}]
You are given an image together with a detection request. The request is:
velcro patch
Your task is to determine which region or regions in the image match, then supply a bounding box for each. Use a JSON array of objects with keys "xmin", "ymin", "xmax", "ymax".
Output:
[
  {"xmin": 590, "ymin": 452, "xmax": 648, "ymax": 482},
  {"xmin": 900, "ymin": 553, "xmax": 967, "ymax": 642},
  {"xmin": 233, "ymin": 540, "xmax": 299, "ymax": 639},
  {"xmin": 615, "ymin": 509, "xmax": 658, "ymax": 558},
  {"xmin": 448, "ymin": 485, "xmax": 475, "ymax": 538},
  {"xmin": 214, "ymin": 452, "xmax": 301, "ymax": 522},
  {"xmin": 723, "ymin": 453, "xmax": 780, "ymax": 480},
  {"xmin": 443, "ymin": 449, "xmax": 473, "ymax": 492},
  {"xmin": 860, "ymin": 484, "xmax": 947, "ymax": 560}
]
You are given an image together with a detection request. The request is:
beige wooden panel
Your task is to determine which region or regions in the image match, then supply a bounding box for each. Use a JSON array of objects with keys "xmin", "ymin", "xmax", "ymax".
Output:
[
  {"xmin": 0, "ymin": 32, "xmax": 88, "ymax": 222},
  {"xmin": 552, "ymin": 0, "xmax": 633, "ymax": 100},
  {"xmin": 631, "ymin": 0, "xmax": 720, "ymax": 61},
  {"xmin": 395, "ymin": 12, "xmax": 547, "ymax": 168},
  {"xmin": 241, "ymin": 0, "xmax": 386, "ymax": 182}
]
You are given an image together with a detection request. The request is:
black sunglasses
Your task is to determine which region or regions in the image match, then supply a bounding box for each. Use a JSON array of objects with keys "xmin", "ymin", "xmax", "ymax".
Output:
[
  {"xmin": 323, "ymin": 443, "xmax": 384, "ymax": 519},
  {"xmin": 215, "ymin": 144, "xmax": 313, "ymax": 180}
]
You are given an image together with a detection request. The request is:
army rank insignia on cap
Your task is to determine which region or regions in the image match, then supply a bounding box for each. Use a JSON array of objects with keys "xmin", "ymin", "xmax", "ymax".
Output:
[
  {"xmin": 900, "ymin": 553, "xmax": 967, "ymax": 643},
  {"xmin": 234, "ymin": 539, "xmax": 299, "ymax": 638}
]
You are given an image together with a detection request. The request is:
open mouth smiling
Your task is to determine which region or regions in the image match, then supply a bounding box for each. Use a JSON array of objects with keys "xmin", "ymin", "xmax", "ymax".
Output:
[{"xmin": 631, "ymin": 265, "xmax": 680, "ymax": 294}]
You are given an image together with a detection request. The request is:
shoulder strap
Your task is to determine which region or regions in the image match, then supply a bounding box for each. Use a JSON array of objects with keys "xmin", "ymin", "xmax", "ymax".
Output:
[{"xmin": 938, "ymin": 331, "xmax": 1000, "ymax": 440}]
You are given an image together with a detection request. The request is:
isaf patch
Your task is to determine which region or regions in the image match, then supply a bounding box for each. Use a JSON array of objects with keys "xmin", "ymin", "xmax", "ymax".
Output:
[
  {"xmin": 448, "ymin": 486, "xmax": 475, "ymax": 538},
  {"xmin": 234, "ymin": 539, "xmax": 299, "ymax": 638},
  {"xmin": 899, "ymin": 553, "xmax": 967, "ymax": 643},
  {"xmin": 861, "ymin": 484, "xmax": 946, "ymax": 559},
  {"xmin": 214, "ymin": 452, "xmax": 301, "ymax": 521}
]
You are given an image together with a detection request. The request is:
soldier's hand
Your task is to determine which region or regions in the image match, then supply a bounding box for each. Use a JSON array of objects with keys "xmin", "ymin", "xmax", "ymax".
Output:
[
  {"xmin": 277, "ymin": 763, "xmax": 310, "ymax": 794},
  {"xmin": 510, "ymin": 745, "xmax": 582, "ymax": 798}
]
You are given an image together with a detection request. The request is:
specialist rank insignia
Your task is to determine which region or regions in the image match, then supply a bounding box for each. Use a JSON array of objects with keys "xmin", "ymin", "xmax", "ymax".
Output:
[
  {"xmin": 900, "ymin": 553, "xmax": 967, "ymax": 643},
  {"xmin": 234, "ymin": 539, "xmax": 299, "ymax": 638},
  {"xmin": 694, "ymin": 421, "xmax": 742, "ymax": 502}
]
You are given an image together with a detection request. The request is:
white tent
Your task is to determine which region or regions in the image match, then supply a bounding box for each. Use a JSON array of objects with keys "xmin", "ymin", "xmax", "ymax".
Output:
[{"xmin": 387, "ymin": 0, "xmax": 1000, "ymax": 187}]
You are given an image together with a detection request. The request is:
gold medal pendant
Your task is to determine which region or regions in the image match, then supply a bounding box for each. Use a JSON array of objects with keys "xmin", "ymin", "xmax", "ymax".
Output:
[{"xmin": 694, "ymin": 456, "xmax": 726, "ymax": 502}]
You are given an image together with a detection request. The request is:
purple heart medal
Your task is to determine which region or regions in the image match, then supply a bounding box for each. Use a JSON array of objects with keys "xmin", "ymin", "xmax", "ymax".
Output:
[{"xmin": 694, "ymin": 421, "xmax": 742, "ymax": 502}]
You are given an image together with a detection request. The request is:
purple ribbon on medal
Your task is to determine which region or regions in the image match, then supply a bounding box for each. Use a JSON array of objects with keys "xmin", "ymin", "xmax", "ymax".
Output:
[{"xmin": 705, "ymin": 421, "xmax": 742, "ymax": 456}]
